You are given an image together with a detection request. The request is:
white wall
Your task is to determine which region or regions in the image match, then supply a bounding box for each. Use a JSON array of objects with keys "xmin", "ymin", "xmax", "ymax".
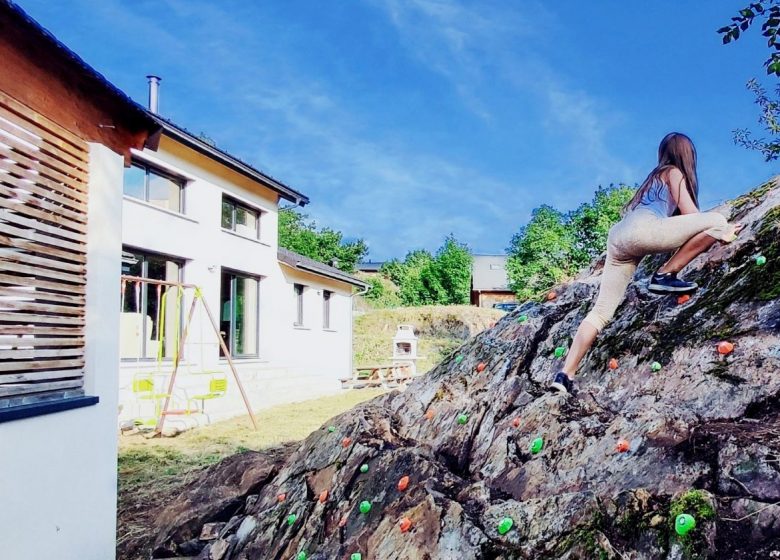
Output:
[
  {"xmin": 119, "ymin": 140, "xmax": 356, "ymax": 425},
  {"xmin": 0, "ymin": 144, "xmax": 124, "ymax": 560}
]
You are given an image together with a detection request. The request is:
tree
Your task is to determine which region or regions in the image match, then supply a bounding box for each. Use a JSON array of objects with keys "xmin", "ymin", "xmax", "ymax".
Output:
[
  {"xmin": 568, "ymin": 184, "xmax": 635, "ymax": 266},
  {"xmin": 278, "ymin": 208, "xmax": 368, "ymax": 273},
  {"xmin": 719, "ymin": 2, "xmax": 780, "ymax": 160},
  {"xmin": 433, "ymin": 235, "xmax": 473, "ymax": 305}
]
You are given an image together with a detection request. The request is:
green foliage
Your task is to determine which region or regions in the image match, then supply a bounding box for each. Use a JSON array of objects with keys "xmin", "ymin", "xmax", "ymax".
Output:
[
  {"xmin": 733, "ymin": 79, "xmax": 780, "ymax": 161},
  {"xmin": 278, "ymin": 208, "xmax": 368, "ymax": 273},
  {"xmin": 380, "ymin": 236, "xmax": 473, "ymax": 306},
  {"xmin": 361, "ymin": 275, "xmax": 402, "ymax": 308},
  {"xmin": 506, "ymin": 185, "xmax": 633, "ymax": 302},
  {"xmin": 668, "ymin": 490, "xmax": 716, "ymax": 559}
]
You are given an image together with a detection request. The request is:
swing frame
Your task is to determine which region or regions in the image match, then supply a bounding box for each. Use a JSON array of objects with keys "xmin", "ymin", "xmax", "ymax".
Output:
[{"xmin": 120, "ymin": 275, "xmax": 258, "ymax": 434}]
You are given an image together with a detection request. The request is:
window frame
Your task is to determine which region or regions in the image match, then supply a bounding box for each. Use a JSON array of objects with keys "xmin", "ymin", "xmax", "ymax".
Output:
[
  {"xmin": 124, "ymin": 160, "xmax": 187, "ymax": 214},
  {"xmin": 120, "ymin": 248, "xmax": 184, "ymax": 361},
  {"xmin": 322, "ymin": 290, "xmax": 332, "ymax": 329},
  {"xmin": 220, "ymin": 269, "xmax": 261, "ymax": 359},
  {"xmin": 221, "ymin": 194, "xmax": 262, "ymax": 240},
  {"xmin": 294, "ymin": 284, "xmax": 305, "ymax": 327}
]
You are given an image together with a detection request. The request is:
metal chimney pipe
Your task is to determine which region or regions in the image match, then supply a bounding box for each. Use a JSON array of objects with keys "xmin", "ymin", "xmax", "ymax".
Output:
[{"xmin": 146, "ymin": 75, "xmax": 161, "ymax": 113}]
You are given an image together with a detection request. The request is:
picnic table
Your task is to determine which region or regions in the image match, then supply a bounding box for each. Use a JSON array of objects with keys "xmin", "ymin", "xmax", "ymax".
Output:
[{"xmin": 341, "ymin": 364, "xmax": 414, "ymax": 389}]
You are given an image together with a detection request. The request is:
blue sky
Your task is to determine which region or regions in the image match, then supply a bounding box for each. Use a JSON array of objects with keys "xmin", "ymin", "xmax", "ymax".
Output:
[{"xmin": 21, "ymin": 0, "xmax": 779, "ymax": 260}]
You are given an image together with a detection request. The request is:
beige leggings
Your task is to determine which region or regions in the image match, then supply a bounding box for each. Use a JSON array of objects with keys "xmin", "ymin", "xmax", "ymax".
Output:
[{"xmin": 583, "ymin": 209, "xmax": 731, "ymax": 332}]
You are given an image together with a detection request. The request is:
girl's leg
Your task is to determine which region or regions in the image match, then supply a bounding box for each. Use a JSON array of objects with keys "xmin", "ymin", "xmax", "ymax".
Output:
[
  {"xmin": 561, "ymin": 321, "xmax": 598, "ymax": 377},
  {"xmin": 657, "ymin": 231, "xmax": 717, "ymax": 274},
  {"xmin": 636, "ymin": 211, "xmax": 731, "ymax": 254}
]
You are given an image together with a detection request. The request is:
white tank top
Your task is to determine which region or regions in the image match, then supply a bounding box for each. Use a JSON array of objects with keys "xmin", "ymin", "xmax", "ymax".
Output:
[{"xmin": 636, "ymin": 179, "xmax": 677, "ymax": 218}]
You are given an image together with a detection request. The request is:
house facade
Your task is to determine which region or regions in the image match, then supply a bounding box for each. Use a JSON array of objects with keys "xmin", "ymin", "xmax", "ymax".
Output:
[
  {"xmin": 470, "ymin": 254, "xmax": 516, "ymax": 308},
  {"xmin": 0, "ymin": 2, "xmax": 160, "ymax": 558},
  {"xmin": 119, "ymin": 104, "xmax": 366, "ymax": 426}
]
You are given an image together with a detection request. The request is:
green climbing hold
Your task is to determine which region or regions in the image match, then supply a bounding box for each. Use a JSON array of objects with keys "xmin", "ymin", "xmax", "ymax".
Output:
[
  {"xmin": 517, "ymin": 314, "xmax": 528, "ymax": 323},
  {"xmin": 457, "ymin": 413, "xmax": 469, "ymax": 425},
  {"xmin": 350, "ymin": 554, "xmax": 362, "ymax": 560},
  {"xmin": 554, "ymin": 346, "xmax": 566, "ymax": 358},
  {"xmin": 359, "ymin": 500, "xmax": 372, "ymax": 514},
  {"xmin": 755, "ymin": 254, "xmax": 767, "ymax": 266},
  {"xmin": 497, "ymin": 517, "xmax": 514, "ymax": 535},
  {"xmin": 360, "ymin": 464, "xmax": 369, "ymax": 473},
  {"xmin": 651, "ymin": 361, "xmax": 662, "ymax": 372},
  {"xmin": 530, "ymin": 437, "xmax": 544, "ymax": 454},
  {"xmin": 286, "ymin": 513, "xmax": 297, "ymax": 525},
  {"xmin": 296, "ymin": 553, "xmax": 307, "ymax": 560},
  {"xmin": 454, "ymin": 355, "xmax": 464, "ymax": 363},
  {"xmin": 327, "ymin": 426, "xmax": 336, "ymax": 433},
  {"xmin": 675, "ymin": 513, "xmax": 696, "ymax": 536}
]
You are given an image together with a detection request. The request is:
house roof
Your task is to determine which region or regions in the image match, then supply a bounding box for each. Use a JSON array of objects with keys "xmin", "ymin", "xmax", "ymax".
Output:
[
  {"xmin": 357, "ymin": 261, "xmax": 385, "ymax": 272},
  {"xmin": 471, "ymin": 254, "xmax": 512, "ymax": 292},
  {"xmin": 278, "ymin": 248, "xmax": 368, "ymax": 288},
  {"xmin": 151, "ymin": 116, "xmax": 309, "ymax": 207}
]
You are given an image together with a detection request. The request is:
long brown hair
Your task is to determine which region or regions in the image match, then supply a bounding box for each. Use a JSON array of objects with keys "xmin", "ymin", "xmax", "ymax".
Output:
[{"xmin": 626, "ymin": 132, "xmax": 699, "ymax": 211}]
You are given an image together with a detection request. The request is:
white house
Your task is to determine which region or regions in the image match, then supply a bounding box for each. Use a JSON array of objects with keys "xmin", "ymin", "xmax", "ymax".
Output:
[
  {"xmin": 0, "ymin": 2, "xmax": 161, "ymax": 558},
  {"xmin": 118, "ymin": 84, "xmax": 367, "ymax": 426}
]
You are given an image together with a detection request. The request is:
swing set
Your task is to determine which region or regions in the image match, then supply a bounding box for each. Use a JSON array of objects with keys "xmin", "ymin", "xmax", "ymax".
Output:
[{"xmin": 120, "ymin": 275, "xmax": 258, "ymax": 434}]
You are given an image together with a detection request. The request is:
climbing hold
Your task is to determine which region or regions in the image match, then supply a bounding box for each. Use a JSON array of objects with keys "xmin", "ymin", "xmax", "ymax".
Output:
[
  {"xmin": 342, "ymin": 437, "xmax": 352, "ymax": 448},
  {"xmin": 359, "ymin": 500, "xmax": 372, "ymax": 514},
  {"xmin": 616, "ymin": 439, "xmax": 630, "ymax": 453},
  {"xmin": 517, "ymin": 314, "xmax": 528, "ymax": 323},
  {"xmin": 319, "ymin": 489, "xmax": 328, "ymax": 503},
  {"xmin": 497, "ymin": 517, "xmax": 514, "ymax": 535},
  {"xmin": 457, "ymin": 413, "xmax": 469, "ymax": 425},
  {"xmin": 360, "ymin": 464, "xmax": 369, "ymax": 473},
  {"xmin": 296, "ymin": 552, "xmax": 307, "ymax": 560},
  {"xmin": 547, "ymin": 291, "xmax": 557, "ymax": 301},
  {"xmin": 277, "ymin": 493, "xmax": 286, "ymax": 503},
  {"xmin": 675, "ymin": 513, "xmax": 696, "ymax": 536},
  {"xmin": 327, "ymin": 425, "xmax": 336, "ymax": 433},
  {"xmin": 399, "ymin": 517, "xmax": 413, "ymax": 532},
  {"xmin": 476, "ymin": 362, "xmax": 486, "ymax": 373},
  {"xmin": 608, "ymin": 358, "xmax": 618, "ymax": 370},
  {"xmin": 651, "ymin": 361, "xmax": 662, "ymax": 372},
  {"xmin": 350, "ymin": 554, "xmax": 362, "ymax": 560},
  {"xmin": 677, "ymin": 294, "xmax": 690, "ymax": 305},
  {"xmin": 489, "ymin": 322, "xmax": 496, "ymax": 328},
  {"xmin": 454, "ymin": 354, "xmax": 464, "ymax": 364},
  {"xmin": 338, "ymin": 516, "xmax": 348, "ymax": 528},
  {"xmin": 554, "ymin": 346, "xmax": 566, "ymax": 358},
  {"xmin": 530, "ymin": 437, "xmax": 544, "ymax": 454},
  {"xmin": 397, "ymin": 475, "xmax": 410, "ymax": 491},
  {"xmin": 512, "ymin": 417, "xmax": 521, "ymax": 428},
  {"xmin": 286, "ymin": 513, "xmax": 297, "ymax": 526},
  {"xmin": 755, "ymin": 254, "xmax": 767, "ymax": 266},
  {"xmin": 424, "ymin": 409, "xmax": 435, "ymax": 420},
  {"xmin": 717, "ymin": 341, "xmax": 734, "ymax": 355}
]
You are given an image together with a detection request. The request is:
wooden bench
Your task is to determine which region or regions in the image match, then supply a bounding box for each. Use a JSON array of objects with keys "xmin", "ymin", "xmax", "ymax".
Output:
[{"xmin": 340, "ymin": 364, "xmax": 413, "ymax": 389}]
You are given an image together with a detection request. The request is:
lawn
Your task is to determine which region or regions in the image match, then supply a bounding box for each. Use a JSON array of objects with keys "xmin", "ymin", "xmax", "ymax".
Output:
[{"xmin": 117, "ymin": 388, "xmax": 387, "ymax": 559}]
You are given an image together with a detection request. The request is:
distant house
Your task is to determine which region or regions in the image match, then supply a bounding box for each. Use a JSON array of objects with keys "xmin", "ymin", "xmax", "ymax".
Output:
[
  {"xmin": 357, "ymin": 260, "xmax": 385, "ymax": 276},
  {"xmin": 0, "ymin": 2, "xmax": 160, "ymax": 558},
  {"xmin": 471, "ymin": 255, "xmax": 516, "ymax": 307},
  {"xmin": 118, "ymin": 80, "xmax": 368, "ymax": 424}
]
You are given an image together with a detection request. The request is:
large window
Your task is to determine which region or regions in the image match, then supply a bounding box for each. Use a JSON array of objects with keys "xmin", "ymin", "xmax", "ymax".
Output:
[
  {"xmin": 220, "ymin": 271, "xmax": 259, "ymax": 357},
  {"xmin": 120, "ymin": 249, "xmax": 183, "ymax": 360},
  {"xmin": 221, "ymin": 195, "xmax": 261, "ymax": 239},
  {"xmin": 124, "ymin": 161, "xmax": 185, "ymax": 213},
  {"xmin": 294, "ymin": 284, "xmax": 304, "ymax": 326},
  {"xmin": 323, "ymin": 290, "xmax": 332, "ymax": 329}
]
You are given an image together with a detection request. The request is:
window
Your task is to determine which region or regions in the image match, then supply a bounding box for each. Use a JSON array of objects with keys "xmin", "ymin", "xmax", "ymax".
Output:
[
  {"xmin": 124, "ymin": 161, "xmax": 185, "ymax": 213},
  {"xmin": 120, "ymin": 249, "xmax": 183, "ymax": 360},
  {"xmin": 294, "ymin": 284, "xmax": 304, "ymax": 326},
  {"xmin": 221, "ymin": 195, "xmax": 261, "ymax": 239},
  {"xmin": 489, "ymin": 264, "xmax": 504, "ymax": 270},
  {"xmin": 220, "ymin": 271, "xmax": 259, "ymax": 357},
  {"xmin": 323, "ymin": 290, "xmax": 332, "ymax": 329}
]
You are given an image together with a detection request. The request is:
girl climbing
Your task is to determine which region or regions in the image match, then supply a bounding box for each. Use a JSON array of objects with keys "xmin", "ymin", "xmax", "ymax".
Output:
[{"xmin": 550, "ymin": 132, "xmax": 742, "ymax": 395}]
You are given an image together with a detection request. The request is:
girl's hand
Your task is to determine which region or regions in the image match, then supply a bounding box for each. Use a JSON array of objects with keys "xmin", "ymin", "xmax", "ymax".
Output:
[{"xmin": 721, "ymin": 222, "xmax": 743, "ymax": 243}]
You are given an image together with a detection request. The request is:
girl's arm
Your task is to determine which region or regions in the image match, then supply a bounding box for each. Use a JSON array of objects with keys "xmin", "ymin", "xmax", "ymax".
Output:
[{"xmin": 667, "ymin": 167, "xmax": 698, "ymax": 215}]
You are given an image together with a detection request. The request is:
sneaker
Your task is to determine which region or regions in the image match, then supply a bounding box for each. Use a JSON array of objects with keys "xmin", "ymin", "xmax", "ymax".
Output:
[
  {"xmin": 648, "ymin": 271, "xmax": 698, "ymax": 294},
  {"xmin": 549, "ymin": 372, "xmax": 574, "ymax": 395}
]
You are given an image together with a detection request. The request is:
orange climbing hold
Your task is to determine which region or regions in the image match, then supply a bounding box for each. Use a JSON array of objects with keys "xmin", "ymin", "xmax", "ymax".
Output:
[
  {"xmin": 717, "ymin": 341, "xmax": 734, "ymax": 355},
  {"xmin": 319, "ymin": 490, "xmax": 328, "ymax": 503},
  {"xmin": 397, "ymin": 475, "xmax": 410, "ymax": 491},
  {"xmin": 547, "ymin": 291, "xmax": 557, "ymax": 301},
  {"xmin": 616, "ymin": 439, "xmax": 630, "ymax": 453},
  {"xmin": 424, "ymin": 409, "xmax": 435, "ymax": 420},
  {"xmin": 342, "ymin": 437, "xmax": 352, "ymax": 448},
  {"xmin": 512, "ymin": 417, "xmax": 521, "ymax": 428},
  {"xmin": 608, "ymin": 358, "xmax": 618, "ymax": 370},
  {"xmin": 476, "ymin": 362, "xmax": 486, "ymax": 373},
  {"xmin": 677, "ymin": 294, "xmax": 690, "ymax": 305},
  {"xmin": 277, "ymin": 493, "xmax": 286, "ymax": 503},
  {"xmin": 399, "ymin": 517, "xmax": 413, "ymax": 533}
]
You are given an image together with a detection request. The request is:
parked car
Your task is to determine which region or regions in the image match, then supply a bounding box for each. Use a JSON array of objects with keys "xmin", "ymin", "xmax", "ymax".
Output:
[{"xmin": 493, "ymin": 302, "xmax": 519, "ymax": 312}]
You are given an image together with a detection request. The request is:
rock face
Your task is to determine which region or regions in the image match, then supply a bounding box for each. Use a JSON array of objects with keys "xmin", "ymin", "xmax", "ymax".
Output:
[{"xmin": 151, "ymin": 181, "xmax": 780, "ymax": 559}]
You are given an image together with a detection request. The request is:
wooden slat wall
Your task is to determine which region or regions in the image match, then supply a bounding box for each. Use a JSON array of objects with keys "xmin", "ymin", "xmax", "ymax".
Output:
[{"xmin": 0, "ymin": 92, "xmax": 88, "ymax": 405}]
